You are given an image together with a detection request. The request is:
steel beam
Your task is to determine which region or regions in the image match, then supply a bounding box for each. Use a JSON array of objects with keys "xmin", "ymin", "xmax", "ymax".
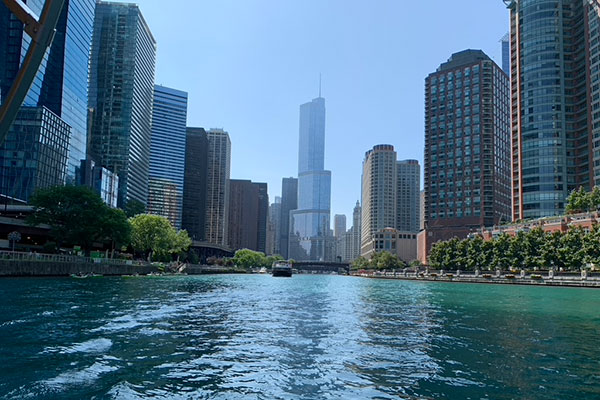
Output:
[{"xmin": 0, "ymin": 0, "xmax": 65, "ymax": 145}]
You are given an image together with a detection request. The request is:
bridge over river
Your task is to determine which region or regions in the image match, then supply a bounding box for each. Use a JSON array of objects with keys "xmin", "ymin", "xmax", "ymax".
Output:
[{"xmin": 291, "ymin": 261, "xmax": 350, "ymax": 275}]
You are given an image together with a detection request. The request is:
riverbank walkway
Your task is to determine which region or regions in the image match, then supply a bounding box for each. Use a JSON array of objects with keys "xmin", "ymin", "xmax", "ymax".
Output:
[{"xmin": 353, "ymin": 268, "xmax": 600, "ymax": 288}]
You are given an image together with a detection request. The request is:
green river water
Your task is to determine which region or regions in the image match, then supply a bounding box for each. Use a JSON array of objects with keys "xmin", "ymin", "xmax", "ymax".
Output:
[{"xmin": 0, "ymin": 274, "xmax": 598, "ymax": 399}]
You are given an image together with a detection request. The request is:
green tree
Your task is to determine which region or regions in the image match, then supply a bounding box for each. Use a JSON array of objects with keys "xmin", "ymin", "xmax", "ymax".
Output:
[
  {"xmin": 466, "ymin": 235, "xmax": 484, "ymax": 271},
  {"xmin": 540, "ymin": 231, "xmax": 562, "ymax": 270},
  {"xmin": 370, "ymin": 251, "xmax": 404, "ymax": 270},
  {"xmin": 101, "ymin": 208, "xmax": 131, "ymax": 256},
  {"xmin": 522, "ymin": 228, "xmax": 545, "ymax": 270},
  {"xmin": 590, "ymin": 186, "xmax": 600, "ymax": 211},
  {"xmin": 583, "ymin": 225, "xmax": 600, "ymax": 267},
  {"xmin": 428, "ymin": 240, "xmax": 447, "ymax": 269},
  {"xmin": 232, "ymin": 249, "xmax": 267, "ymax": 269},
  {"xmin": 129, "ymin": 214, "xmax": 190, "ymax": 260},
  {"xmin": 565, "ymin": 187, "xmax": 590, "ymax": 214},
  {"xmin": 492, "ymin": 233, "xmax": 511, "ymax": 270},
  {"xmin": 351, "ymin": 256, "xmax": 370, "ymax": 270},
  {"xmin": 561, "ymin": 227, "xmax": 586, "ymax": 270},
  {"xmin": 124, "ymin": 199, "xmax": 146, "ymax": 218},
  {"xmin": 27, "ymin": 185, "xmax": 129, "ymax": 255}
]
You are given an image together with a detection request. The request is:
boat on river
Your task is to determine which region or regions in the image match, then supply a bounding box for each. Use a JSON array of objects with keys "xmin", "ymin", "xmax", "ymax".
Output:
[{"xmin": 272, "ymin": 261, "xmax": 292, "ymax": 277}]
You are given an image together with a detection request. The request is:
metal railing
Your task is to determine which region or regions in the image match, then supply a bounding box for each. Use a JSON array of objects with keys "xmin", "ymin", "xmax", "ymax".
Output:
[{"xmin": 0, "ymin": 250, "xmax": 145, "ymax": 265}]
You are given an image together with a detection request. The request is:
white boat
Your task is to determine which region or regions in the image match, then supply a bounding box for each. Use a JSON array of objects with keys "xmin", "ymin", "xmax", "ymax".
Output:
[{"xmin": 272, "ymin": 261, "xmax": 292, "ymax": 277}]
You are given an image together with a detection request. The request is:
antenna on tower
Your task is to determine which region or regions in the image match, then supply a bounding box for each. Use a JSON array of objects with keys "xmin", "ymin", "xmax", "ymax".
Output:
[{"xmin": 319, "ymin": 73, "xmax": 322, "ymax": 98}]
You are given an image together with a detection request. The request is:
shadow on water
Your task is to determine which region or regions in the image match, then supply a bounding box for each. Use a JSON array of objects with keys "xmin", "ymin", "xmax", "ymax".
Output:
[{"xmin": 0, "ymin": 276, "xmax": 599, "ymax": 399}]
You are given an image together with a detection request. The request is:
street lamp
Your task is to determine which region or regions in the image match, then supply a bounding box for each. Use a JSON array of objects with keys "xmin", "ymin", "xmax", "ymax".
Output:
[{"xmin": 8, "ymin": 231, "xmax": 21, "ymax": 252}]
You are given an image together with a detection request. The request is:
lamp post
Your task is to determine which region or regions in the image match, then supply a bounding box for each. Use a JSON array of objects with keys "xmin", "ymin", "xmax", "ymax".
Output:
[{"xmin": 8, "ymin": 231, "xmax": 21, "ymax": 252}]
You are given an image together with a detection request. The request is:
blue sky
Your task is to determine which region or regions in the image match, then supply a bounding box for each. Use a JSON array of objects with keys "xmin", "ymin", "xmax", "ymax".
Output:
[{"xmin": 116, "ymin": 0, "xmax": 509, "ymax": 223}]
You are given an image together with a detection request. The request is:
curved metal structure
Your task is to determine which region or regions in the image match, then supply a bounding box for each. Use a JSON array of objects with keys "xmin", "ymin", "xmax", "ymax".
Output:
[{"xmin": 0, "ymin": 0, "xmax": 65, "ymax": 145}]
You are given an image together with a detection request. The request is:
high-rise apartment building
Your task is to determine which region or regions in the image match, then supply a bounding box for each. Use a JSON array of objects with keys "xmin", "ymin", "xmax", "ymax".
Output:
[
  {"xmin": 361, "ymin": 145, "xmax": 419, "ymax": 262},
  {"xmin": 279, "ymin": 177, "xmax": 297, "ymax": 259},
  {"xmin": 0, "ymin": 0, "xmax": 95, "ymax": 201},
  {"xmin": 419, "ymin": 49, "xmax": 511, "ymax": 261},
  {"xmin": 256, "ymin": 182, "xmax": 269, "ymax": 253},
  {"xmin": 506, "ymin": 0, "xmax": 600, "ymax": 219},
  {"xmin": 397, "ymin": 160, "xmax": 421, "ymax": 233},
  {"xmin": 147, "ymin": 85, "xmax": 188, "ymax": 229},
  {"xmin": 205, "ymin": 129, "xmax": 231, "ymax": 246},
  {"xmin": 266, "ymin": 197, "xmax": 281, "ymax": 256},
  {"xmin": 334, "ymin": 214, "xmax": 347, "ymax": 238},
  {"xmin": 227, "ymin": 180, "xmax": 268, "ymax": 252},
  {"xmin": 289, "ymin": 96, "xmax": 332, "ymax": 261},
  {"xmin": 361, "ymin": 145, "xmax": 398, "ymax": 256},
  {"xmin": 88, "ymin": 2, "xmax": 156, "ymax": 208},
  {"xmin": 182, "ymin": 127, "xmax": 208, "ymax": 241},
  {"xmin": 334, "ymin": 214, "xmax": 347, "ymax": 262}
]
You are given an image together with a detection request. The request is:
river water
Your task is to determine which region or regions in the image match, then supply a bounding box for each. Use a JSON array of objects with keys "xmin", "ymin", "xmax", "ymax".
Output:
[{"xmin": 0, "ymin": 274, "xmax": 598, "ymax": 399}]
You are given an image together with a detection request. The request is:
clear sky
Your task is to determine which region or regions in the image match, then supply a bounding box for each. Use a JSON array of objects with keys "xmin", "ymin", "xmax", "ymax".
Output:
[{"xmin": 115, "ymin": 0, "xmax": 510, "ymax": 224}]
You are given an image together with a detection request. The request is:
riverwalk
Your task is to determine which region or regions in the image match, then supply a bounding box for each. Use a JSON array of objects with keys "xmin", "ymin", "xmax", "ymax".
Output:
[
  {"xmin": 353, "ymin": 268, "xmax": 600, "ymax": 288},
  {"xmin": 0, "ymin": 251, "xmax": 241, "ymax": 277}
]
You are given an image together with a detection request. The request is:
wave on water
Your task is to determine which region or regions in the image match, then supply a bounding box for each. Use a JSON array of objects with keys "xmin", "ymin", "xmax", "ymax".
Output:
[
  {"xmin": 43, "ymin": 338, "xmax": 113, "ymax": 354},
  {"xmin": 42, "ymin": 361, "xmax": 119, "ymax": 389}
]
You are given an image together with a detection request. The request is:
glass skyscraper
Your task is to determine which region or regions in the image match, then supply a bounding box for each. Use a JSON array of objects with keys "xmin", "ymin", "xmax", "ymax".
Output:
[
  {"xmin": 289, "ymin": 96, "xmax": 332, "ymax": 261},
  {"xmin": 88, "ymin": 2, "xmax": 156, "ymax": 208},
  {"xmin": 0, "ymin": 0, "xmax": 95, "ymax": 201},
  {"xmin": 148, "ymin": 85, "xmax": 188, "ymax": 229},
  {"xmin": 506, "ymin": 0, "xmax": 600, "ymax": 219}
]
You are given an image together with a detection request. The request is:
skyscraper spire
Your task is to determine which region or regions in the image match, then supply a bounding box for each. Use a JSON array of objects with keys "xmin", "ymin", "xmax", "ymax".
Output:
[{"xmin": 319, "ymin": 73, "xmax": 322, "ymax": 98}]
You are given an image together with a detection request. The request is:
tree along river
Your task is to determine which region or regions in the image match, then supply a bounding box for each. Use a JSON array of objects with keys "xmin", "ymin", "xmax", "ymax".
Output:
[{"xmin": 0, "ymin": 275, "xmax": 598, "ymax": 399}]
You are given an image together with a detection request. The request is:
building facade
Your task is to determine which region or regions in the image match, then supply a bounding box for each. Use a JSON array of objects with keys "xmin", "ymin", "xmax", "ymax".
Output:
[
  {"xmin": 266, "ymin": 197, "xmax": 281, "ymax": 256},
  {"xmin": 88, "ymin": 2, "xmax": 156, "ymax": 208},
  {"xmin": 506, "ymin": 0, "xmax": 600, "ymax": 220},
  {"xmin": 0, "ymin": 107, "xmax": 70, "ymax": 202},
  {"xmin": 289, "ymin": 96, "xmax": 332, "ymax": 261},
  {"xmin": 182, "ymin": 127, "xmax": 208, "ymax": 241},
  {"xmin": 0, "ymin": 0, "xmax": 95, "ymax": 201},
  {"xmin": 420, "ymin": 49, "xmax": 511, "ymax": 261},
  {"xmin": 205, "ymin": 129, "xmax": 231, "ymax": 246},
  {"xmin": 279, "ymin": 177, "xmax": 297, "ymax": 259},
  {"xmin": 397, "ymin": 159, "xmax": 421, "ymax": 233},
  {"xmin": 227, "ymin": 180, "xmax": 268, "ymax": 252},
  {"xmin": 361, "ymin": 145, "xmax": 398, "ymax": 256},
  {"xmin": 147, "ymin": 85, "xmax": 188, "ymax": 229},
  {"xmin": 80, "ymin": 159, "xmax": 119, "ymax": 208}
]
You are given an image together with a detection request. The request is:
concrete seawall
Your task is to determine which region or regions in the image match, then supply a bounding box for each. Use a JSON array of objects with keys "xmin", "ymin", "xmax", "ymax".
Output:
[
  {"xmin": 354, "ymin": 270, "xmax": 600, "ymax": 288},
  {"xmin": 0, "ymin": 260, "xmax": 242, "ymax": 277}
]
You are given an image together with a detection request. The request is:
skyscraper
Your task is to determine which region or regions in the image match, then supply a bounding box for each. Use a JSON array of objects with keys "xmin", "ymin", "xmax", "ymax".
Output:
[
  {"xmin": 279, "ymin": 177, "xmax": 297, "ymax": 259},
  {"xmin": 361, "ymin": 145, "xmax": 397, "ymax": 256},
  {"xmin": 205, "ymin": 129, "xmax": 231, "ymax": 246},
  {"xmin": 419, "ymin": 49, "xmax": 511, "ymax": 261},
  {"xmin": 334, "ymin": 215, "xmax": 347, "ymax": 239},
  {"xmin": 500, "ymin": 33, "xmax": 510, "ymax": 75},
  {"xmin": 0, "ymin": 0, "xmax": 96, "ymax": 201},
  {"xmin": 334, "ymin": 214, "xmax": 347, "ymax": 262},
  {"xmin": 256, "ymin": 182, "xmax": 269, "ymax": 253},
  {"xmin": 227, "ymin": 180, "xmax": 268, "ymax": 252},
  {"xmin": 360, "ymin": 146, "xmax": 419, "ymax": 262},
  {"xmin": 88, "ymin": 2, "xmax": 156, "ymax": 208},
  {"xmin": 266, "ymin": 197, "xmax": 282, "ymax": 256},
  {"xmin": 506, "ymin": 0, "xmax": 600, "ymax": 219},
  {"xmin": 397, "ymin": 159, "xmax": 420, "ymax": 233},
  {"xmin": 182, "ymin": 127, "xmax": 208, "ymax": 241},
  {"xmin": 289, "ymin": 96, "xmax": 332, "ymax": 261},
  {"xmin": 228, "ymin": 180, "xmax": 259, "ymax": 251},
  {"xmin": 147, "ymin": 85, "xmax": 188, "ymax": 229},
  {"xmin": 350, "ymin": 200, "xmax": 361, "ymax": 261}
]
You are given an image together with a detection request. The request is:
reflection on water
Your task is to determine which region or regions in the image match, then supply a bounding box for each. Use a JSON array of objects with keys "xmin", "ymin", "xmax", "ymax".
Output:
[{"xmin": 0, "ymin": 275, "xmax": 599, "ymax": 399}]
